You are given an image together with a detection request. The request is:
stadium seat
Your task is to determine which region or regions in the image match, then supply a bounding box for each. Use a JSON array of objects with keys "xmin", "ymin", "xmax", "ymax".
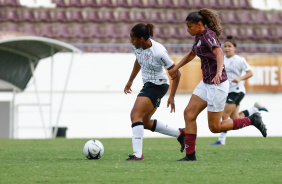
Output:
[
  {"xmin": 100, "ymin": 0, "xmax": 114, "ymax": 7},
  {"xmin": 165, "ymin": 10, "xmax": 179, "ymax": 23},
  {"xmin": 178, "ymin": 0, "xmax": 190, "ymax": 8},
  {"xmin": 225, "ymin": 11, "xmax": 240, "ymax": 24},
  {"xmin": 190, "ymin": 0, "xmax": 206, "ymax": 8},
  {"xmin": 221, "ymin": 0, "xmax": 236, "ymax": 9},
  {"xmin": 242, "ymin": 27, "xmax": 259, "ymax": 40},
  {"xmin": 5, "ymin": 23, "xmax": 20, "ymax": 33},
  {"xmin": 2, "ymin": 0, "xmax": 19, "ymax": 6},
  {"xmin": 148, "ymin": 11, "xmax": 164, "ymax": 23},
  {"xmin": 69, "ymin": 0, "xmax": 83, "ymax": 7},
  {"xmin": 239, "ymin": 11, "xmax": 254, "ymax": 24},
  {"xmin": 131, "ymin": 0, "xmax": 145, "ymax": 8},
  {"xmin": 37, "ymin": 9, "xmax": 52, "ymax": 22},
  {"xmin": 271, "ymin": 12, "xmax": 282, "ymax": 24},
  {"xmin": 160, "ymin": 0, "xmax": 175, "ymax": 8},
  {"xmin": 259, "ymin": 27, "xmax": 273, "ymax": 40},
  {"xmin": 85, "ymin": 10, "xmax": 101, "ymax": 22},
  {"xmin": 53, "ymin": 0, "xmax": 67, "ymax": 7},
  {"xmin": 53, "ymin": 9, "xmax": 68, "ymax": 22},
  {"xmin": 134, "ymin": 11, "xmax": 146, "ymax": 22},
  {"xmin": 102, "ymin": 24, "xmax": 119, "ymax": 38},
  {"xmin": 22, "ymin": 23, "xmax": 37, "ymax": 36},
  {"xmin": 167, "ymin": 26, "xmax": 185, "ymax": 39},
  {"xmin": 54, "ymin": 24, "xmax": 71, "ymax": 38},
  {"xmin": 84, "ymin": 0, "xmax": 99, "ymax": 7},
  {"xmin": 238, "ymin": 0, "xmax": 252, "ymax": 9},
  {"xmin": 71, "ymin": 24, "xmax": 87, "ymax": 38},
  {"xmin": 153, "ymin": 26, "xmax": 168, "ymax": 38},
  {"xmin": 117, "ymin": 10, "xmax": 131, "ymax": 22},
  {"xmin": 101, "ymin": 10, "xmax": 116, "ymax": 22},
  {"xmin": 38, "ymin": 24, "xmax": 54, "ymax": 37},
  {"xmin": 180, "ymin": 11, "xmax": 189, "ymax": 21},
  {"xmin": 87, "ymin": 24, "xmax": 103, "ymax": 38},
  {"xmin": 208, "ymin": 0, "xmax": 221, "ymax": 9},
  {"xmin": 228, "ymin": 27, "xmax": 244, "ymax": 39},
  {"xmin": 274, "ymin": 26, "xmax": 282, "ymax": 39},
  {"xmin": 254, "ymin": 12, "xmax": 270, "ymax": 24},
  {"xmin": 69, "ymin": 9, "xmax": 84, "ymax": 22},
  {"xmin": 4, "ymin": 8, "xmax": 19, "ymax": 22},
  {"xmin": 147, "ymin": 0, "xmax": 160, "ymax": 8},
  {"xmin": 20, "ymin": 8, "xmax": 36, "ymax": 22},
  {"xmin": 119, "ymin": 25, "xmax": 131, "ymax": 38},
  {"xmin": 116, "ymin": 0, "xmax": 130, "ymax": 7}
]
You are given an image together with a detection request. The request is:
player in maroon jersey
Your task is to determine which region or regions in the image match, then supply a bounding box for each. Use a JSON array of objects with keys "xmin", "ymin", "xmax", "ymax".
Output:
[{"xmin": 168, "ymin": 9, "xmax": 267, "ymax": 161}]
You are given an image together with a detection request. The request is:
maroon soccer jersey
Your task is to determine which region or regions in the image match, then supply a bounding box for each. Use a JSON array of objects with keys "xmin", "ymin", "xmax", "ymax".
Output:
[{"xmin": 192, "ymin": 28, "xmax": 227, "ymax": 84}]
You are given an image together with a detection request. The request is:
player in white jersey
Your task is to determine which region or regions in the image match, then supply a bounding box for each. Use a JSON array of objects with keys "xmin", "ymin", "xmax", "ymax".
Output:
[
  {"xmin": 124, "ymin": 23, "xmax": 183, "ymax": 161},
  {"xmin": 210, "ymin": 35, "xmax": 268, "ymax": 146}
]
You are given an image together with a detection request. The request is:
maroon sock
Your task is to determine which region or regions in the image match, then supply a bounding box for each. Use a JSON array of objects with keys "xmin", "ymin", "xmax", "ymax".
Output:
[
  {"xmin": 233, "ymin": 117, "xmax": 252, "ymax": 130},
  {"xmin": 185, "ymin": 133, "xmax": 197, "ymax": 155}
]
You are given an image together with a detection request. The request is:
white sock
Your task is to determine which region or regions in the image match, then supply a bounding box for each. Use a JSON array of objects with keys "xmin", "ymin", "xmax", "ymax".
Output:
[
  {"xmin": 218, "ymin": 132, "xmax": 227, "ymax": 144},
  {"xmin": 154, "ymin": 120, "xmax": 180, "ymax": 137},
  {"xmin": 247, "ymin": 106, "xmax": 259, "ymax": 116},
  {"xmin": 132, "ymin": 122, "xmax": 144, "ymax": 158}
]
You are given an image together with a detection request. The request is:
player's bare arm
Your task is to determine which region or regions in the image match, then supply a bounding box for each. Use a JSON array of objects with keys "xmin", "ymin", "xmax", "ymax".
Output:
[
  {"xmin": 167, "ymin": 64, "xmax": 181, "ymax": 113},
  {"xmin": 232, "ymin": 69, "xmax": 253, "ymax": 83},
  {"xmin": 168, "ymin": 50, "xmax": 196, "ymax": 79},
  {"xmin": 124, "ymin": 59, "xmax": 141, "ymax": 94},
  {"xmin": 211, "ymin": 47, "xmax": 224, "ymax": 85}
]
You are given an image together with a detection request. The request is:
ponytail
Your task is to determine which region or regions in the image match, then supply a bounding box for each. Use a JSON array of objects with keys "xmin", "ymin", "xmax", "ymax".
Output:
[
  {"xmin": 186, "ymin": 8, "xmax": 222, "ymax": 38},
  {"xmin": 131, "ymin": 23, "xmax": 154, "ymax": 40}
]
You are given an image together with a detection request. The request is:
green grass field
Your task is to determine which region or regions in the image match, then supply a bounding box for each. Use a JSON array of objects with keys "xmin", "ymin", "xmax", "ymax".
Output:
[{"xmin": 0, "ymin": 137, "xmax": 281, "ymax": 184}]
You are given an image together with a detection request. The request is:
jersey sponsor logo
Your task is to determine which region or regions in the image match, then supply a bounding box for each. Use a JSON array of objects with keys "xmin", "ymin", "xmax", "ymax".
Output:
[
  {"xmin": 196, "ymin": 40, "xmax": 201, "ymax": 47},
  {"xmin": 208, "ymin": 37, "xmax": 217, "ymax": 45},
  {"xmin": 185, "ymin": 144, "xmax": 189, "ymax": 149},
  {"xmin": 144, "ymin": 53, "xmax": 151, "ymax": 62},
  {"xmin": 160, "ymin": 57, "xmax": 167, "ymax": 66}
]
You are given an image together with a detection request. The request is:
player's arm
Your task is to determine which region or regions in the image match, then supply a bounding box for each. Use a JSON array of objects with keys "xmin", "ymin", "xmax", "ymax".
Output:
[
  {"xmin": 211, "ymin": 47, "xmax": 224, "ymax": 85},
  {"xmin": 167, "ymin": 64, "xmax": 181, "ymax": 113},
  {"xmin": 168, "ymin": 50, "xmax": 196, "ymax": 79},
  {"xmin": 232, "ymin": 69, "xmax": 253, "ymax": 83},
  {"xmin": 124, "ymin": 59, "xmax": 141, "ymax": 94}
]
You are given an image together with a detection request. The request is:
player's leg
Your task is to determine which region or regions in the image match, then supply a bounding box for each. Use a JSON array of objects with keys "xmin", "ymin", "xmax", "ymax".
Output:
[
  {"xmin": 240, "ymin": 102, "xmax": 268, "ymax": 117},
  {"xmin": 126, "ymin": 96, "xmax": 154, "ymax": 161},
  {"xmin": 178, "ymin": 94, "xmax": 207, "ymax": 161}
]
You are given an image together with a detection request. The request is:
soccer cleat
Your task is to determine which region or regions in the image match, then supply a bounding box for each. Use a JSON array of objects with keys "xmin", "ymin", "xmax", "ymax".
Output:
[
  {"xmin": 125, "ymin": 154, "xmax": 145, "ymax": 161},
  {"xmin": 178, "ymin": 151, "xmax": 197, "ymax": 161},
  {"xmin": 210, "ymin": 140, "xmax": 225, "ymax": 146},
  {"xmin": 254, "ymin": 102, "xmax": 268, "ymax": 112},
  {"xmin": 249, "ymin": 112, "xmax": 267, "ymax": 137},
  {"xmin": 177, "ymin": 128, "xmax": 185, "ymax": 152}
]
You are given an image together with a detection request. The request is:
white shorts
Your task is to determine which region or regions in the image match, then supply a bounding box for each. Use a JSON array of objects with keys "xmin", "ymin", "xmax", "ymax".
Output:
[{"xmin": 193, "ymin": 80, "xmax": 229, "ymax": 112}]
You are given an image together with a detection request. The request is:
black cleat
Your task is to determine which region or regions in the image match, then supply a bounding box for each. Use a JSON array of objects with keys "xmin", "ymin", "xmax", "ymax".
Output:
[
  {"xmin": 125, "ymin": 154, "xmax": 145, "ymax": 161},
  {"xmin": 177, "ymin": 128, "xmax": 185, "ymax": 152},
  {"xmin": 249, "ymin": 112, "xmax": 267, "ymax": 137},
  {"xmin": 178, "ymin": 151, "xmax": 197, "ymax": 161}
]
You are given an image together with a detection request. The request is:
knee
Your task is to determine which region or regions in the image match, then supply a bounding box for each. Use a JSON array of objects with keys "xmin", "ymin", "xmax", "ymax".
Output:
[
  {"xmin": 209, "ymin": 124, "xmax": 221, "ymax": 133},
  {"xmin": 184, "ymin": 109, "xmax": 196, "ymax": 122},
  {"xmin": 222, "ymin": 112, "xmax": 229, "ymax": 120},
  {"xmin": 130, "ymin": 111, "xmax": 140, "ymax": 123}
]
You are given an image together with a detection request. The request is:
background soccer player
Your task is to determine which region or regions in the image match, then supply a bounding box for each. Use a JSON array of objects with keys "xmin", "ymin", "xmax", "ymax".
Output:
[
  {"xmin": 210, "ymin": 35, "xmax": 269, "ymax": 146},
  {"xmin": 168, "ymin": 9, "xmax": 267, "ymax": 161},
  {"xmin": 124, "ymin": 23, "xmax": 184, "ymax": 161}
]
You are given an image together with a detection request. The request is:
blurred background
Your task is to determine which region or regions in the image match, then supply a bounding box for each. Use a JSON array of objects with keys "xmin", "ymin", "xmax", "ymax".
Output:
[{"xmin": 0, "ymin": 0, "xmax": 281, "ymax": 139}]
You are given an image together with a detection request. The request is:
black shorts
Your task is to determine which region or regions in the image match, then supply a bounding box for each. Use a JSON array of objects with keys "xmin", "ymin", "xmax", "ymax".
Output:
[
  {"xmin": 226, "ymin": 92, "xmax": 245, "ymax": 106},
  {"xmin": 138, "ymin": 82, "xmax": 169, "ymax": 108}
]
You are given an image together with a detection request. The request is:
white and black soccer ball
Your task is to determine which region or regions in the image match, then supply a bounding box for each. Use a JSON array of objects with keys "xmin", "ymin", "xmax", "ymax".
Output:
[{"xmin": 83, "ymin": 139, "xmax": 104, "ymax": 159}]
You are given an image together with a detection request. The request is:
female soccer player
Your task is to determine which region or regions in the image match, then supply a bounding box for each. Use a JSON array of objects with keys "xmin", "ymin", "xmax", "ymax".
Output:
[
  {"xmin": 168, "ymin": 9, "xmax": 267, "ymax": 161},
  {"xmin": 124, "ymin": 23, "xmax": 184, "ymax": 161},
  {"xmin": 210, "ymin": 35, "xmax": 269, "ymax": 146}
]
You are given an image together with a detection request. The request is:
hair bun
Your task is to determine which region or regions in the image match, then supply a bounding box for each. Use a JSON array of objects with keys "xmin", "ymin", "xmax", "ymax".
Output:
[{"xmin": 226, "ymin": 35, "xmax": 233, "ymax": 39}]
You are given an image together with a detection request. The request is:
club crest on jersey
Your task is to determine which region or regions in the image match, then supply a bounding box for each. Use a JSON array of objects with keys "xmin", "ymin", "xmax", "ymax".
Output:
[
  {"xmin": 196, "ymin": 40, "xmax": 201, "ymax": 47},
  {"xmin": 144, "ymin": 53, "xmax": 150, "ymax": 62}
]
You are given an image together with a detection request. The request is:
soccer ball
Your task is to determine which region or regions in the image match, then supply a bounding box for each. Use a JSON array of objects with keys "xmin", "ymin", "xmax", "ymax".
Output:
[{"xmin": 83, "ymin": 139, "xmax": 104, "ymax": 159}]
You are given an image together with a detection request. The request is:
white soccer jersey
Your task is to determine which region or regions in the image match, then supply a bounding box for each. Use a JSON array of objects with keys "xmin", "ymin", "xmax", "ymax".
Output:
[
  {"xmin": 133, "ymin": 39, "xmax": 174, "ymax": 85},
  {"xmin": 224, "ymin": 54, "xmax": 251, "ymax": 93}
]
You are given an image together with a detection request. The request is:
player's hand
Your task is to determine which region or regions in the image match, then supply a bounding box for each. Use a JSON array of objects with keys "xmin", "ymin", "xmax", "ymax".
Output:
[
  {"xmin": 211, "ymin": 72, "xmax": 222, "ymax": 85},
  {"xmin": 124, "ymin": 81, "xmax": 132, "ymax": 94},
  {"xmin": 232, "ymin": 78, "xmax": 241, "ymax": 83},
  {"xmin": 168, "ymin": 68, "xmax": 177, "ymax": 80},
  {"xmin": 167, "ymin": 96, "xmax": 175, "ymax": 113}
]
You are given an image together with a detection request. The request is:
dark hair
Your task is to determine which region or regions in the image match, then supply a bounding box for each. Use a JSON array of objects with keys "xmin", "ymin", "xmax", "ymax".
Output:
[
  {"xmin": 186, "ymin": 8, "xmax": 222, "ymax": 38},
  {"xmin": 131, "ymin": 23, "xmax": 154, "ymax": 40},
  {"xmin": 225, "ymin": 35, "xmax": 237, "ymax": 47}
]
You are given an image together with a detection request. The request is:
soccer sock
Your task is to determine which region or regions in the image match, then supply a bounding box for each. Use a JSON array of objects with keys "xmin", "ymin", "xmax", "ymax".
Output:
[
  {"xmin": 218, "ymin": 131, "xmax": 227, "ymax": 144},
  {"xmin": 185, "ymin": 133, "xmax": 197, "ymax": 155},
  {"xmin": 153, "ymin": 119, "xmax": 180, "ymax": 137},
  {"xmin": 233, "ymin": 118, "xmax": 252, "ymax": 130},
  {"xmin": 242, "ymin": 107, "xmax": 258, "ymax": 117},
  {"xmin": 132, "ymin": 122, "xmax": 144, "ymax": 158}
]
